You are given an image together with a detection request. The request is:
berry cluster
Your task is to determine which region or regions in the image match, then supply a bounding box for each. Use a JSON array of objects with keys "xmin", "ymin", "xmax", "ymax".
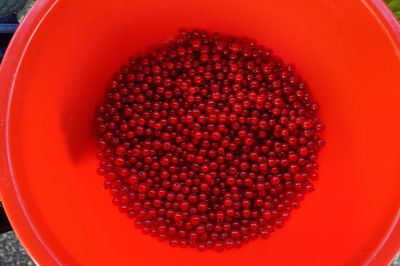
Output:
[{"xmin": 95, "ymin": 29, "xmax": 324, "ymax": 252}]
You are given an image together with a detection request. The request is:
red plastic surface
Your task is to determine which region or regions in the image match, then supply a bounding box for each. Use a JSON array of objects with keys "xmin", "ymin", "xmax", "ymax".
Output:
[{"xmin": 0, "ymin": 0, "xmax": 399, "ymax": 265}]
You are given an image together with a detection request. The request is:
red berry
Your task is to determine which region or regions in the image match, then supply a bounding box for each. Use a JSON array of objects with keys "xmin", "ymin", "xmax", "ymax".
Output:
[{"xmin": 95, "ymin": 29, "xmax": 324, "ymax": 251}]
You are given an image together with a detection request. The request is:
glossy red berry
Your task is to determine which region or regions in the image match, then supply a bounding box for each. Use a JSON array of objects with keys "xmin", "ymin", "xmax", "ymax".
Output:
[{"xmin": 95, "ymin": 29, "xmax": 324, "ymax": 251}]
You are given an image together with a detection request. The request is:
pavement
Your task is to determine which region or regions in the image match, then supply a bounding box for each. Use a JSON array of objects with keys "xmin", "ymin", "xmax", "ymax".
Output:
[{"xmin": 0, "ymin": 232, "xmax": 33, "ymax": 265}]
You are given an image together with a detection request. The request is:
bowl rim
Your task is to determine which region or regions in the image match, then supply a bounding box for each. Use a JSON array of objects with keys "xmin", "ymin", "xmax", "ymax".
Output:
[{"xmin": 0, "ymin": 0, "xmax": 399, "ymax": 264}]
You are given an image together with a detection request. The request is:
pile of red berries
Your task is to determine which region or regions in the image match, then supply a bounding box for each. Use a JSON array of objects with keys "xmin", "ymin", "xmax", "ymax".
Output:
[{"xmin": 95, "ymin": 29, "xmax": 324, "ymax": 252}]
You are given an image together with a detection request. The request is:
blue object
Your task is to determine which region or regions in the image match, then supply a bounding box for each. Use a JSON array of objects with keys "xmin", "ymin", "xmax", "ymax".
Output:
[
  {"xmin": 0, "ymin": 14, "xmax": 19, "ymax": 61},
  {"xmin": 0, "ymin": 23, "xmax": 18, "ymax": 33},
  {"xmin": 0, "ymin": 14, "xmax": 19, "ymax": 23}
]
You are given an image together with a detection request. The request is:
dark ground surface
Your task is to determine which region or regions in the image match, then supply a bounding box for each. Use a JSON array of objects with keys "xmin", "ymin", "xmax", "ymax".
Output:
[{"xmin": 0, "ymin": 232, "xmax": 34, "ymax": 265}]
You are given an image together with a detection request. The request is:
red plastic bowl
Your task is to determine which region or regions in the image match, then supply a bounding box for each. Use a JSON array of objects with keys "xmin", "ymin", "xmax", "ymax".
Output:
[{"xmin": 0, "ymin": 0, "xmax": 399, "ymax": 265}]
